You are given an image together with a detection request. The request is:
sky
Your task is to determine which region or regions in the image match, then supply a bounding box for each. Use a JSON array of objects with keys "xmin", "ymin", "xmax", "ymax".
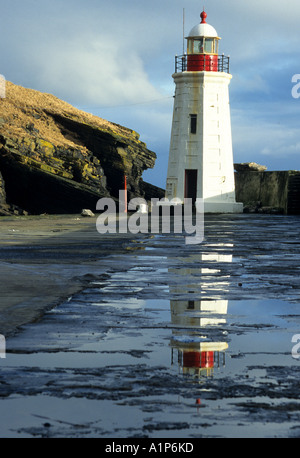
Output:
[{"xmin": 1, "ymin": 0, "xmax": 300, "ymax": 188}]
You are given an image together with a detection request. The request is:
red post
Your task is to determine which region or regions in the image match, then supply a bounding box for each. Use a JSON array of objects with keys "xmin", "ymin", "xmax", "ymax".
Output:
[{"xmin": 124, "ymin": 175, "xmax": 127, "ymax": 213}]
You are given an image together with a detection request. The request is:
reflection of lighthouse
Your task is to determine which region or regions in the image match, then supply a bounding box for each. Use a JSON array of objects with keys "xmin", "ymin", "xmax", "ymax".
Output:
[
  {"xmin": 170, "ymin": 299, "xmax": 228, "ymax": 377},
  {"xmin": 166, "ymin": 10, "xmax": 243, "ymax": 213},
  {"xmin": 169, "ymin": 250, "xmax": 232, "ymax": 377}
]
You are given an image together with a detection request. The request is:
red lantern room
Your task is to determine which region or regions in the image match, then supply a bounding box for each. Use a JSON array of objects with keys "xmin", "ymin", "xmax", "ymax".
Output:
[
  {"xmin": 183, "ymin": 351, "xmax": 215, "ymax": 369},
  {"xmin": 186, "ymin": 10, "xmax": 220, "ymax": 71}
]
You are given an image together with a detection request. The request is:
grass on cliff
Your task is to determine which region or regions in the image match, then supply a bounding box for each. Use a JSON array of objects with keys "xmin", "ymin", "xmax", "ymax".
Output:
[{"xmin": 0, "ymin": 81, "xmax": 141, "ymax": 150}]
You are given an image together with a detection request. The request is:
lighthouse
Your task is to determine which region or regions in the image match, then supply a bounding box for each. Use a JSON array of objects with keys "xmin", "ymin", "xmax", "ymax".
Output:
[{"xmin": 166, "ymin": 11, "xmax": 243, "ymax": 213}]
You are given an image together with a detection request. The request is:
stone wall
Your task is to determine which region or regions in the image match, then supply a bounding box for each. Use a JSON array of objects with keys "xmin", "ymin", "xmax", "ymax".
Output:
[{"xmin": 235, "ymin": 170, "xmax": 300, "ymax": 215}]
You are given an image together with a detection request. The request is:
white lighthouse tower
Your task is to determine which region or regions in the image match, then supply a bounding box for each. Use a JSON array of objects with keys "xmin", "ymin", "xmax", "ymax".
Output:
[{"xmin": 166, "ymin": 10, "xmax": 243, "ymax": 213}]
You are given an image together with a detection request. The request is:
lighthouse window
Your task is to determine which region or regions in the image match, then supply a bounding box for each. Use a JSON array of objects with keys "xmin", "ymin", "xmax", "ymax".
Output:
[
  {"xmin": 204, "ymin": 38, "xmax": 214, "ymax": 53},
  {"xmin": 190, "ymin": 114, "xmax": 197, "ymax": 134},
  {"xmin": 193, "ymin": 39, "xmax": 204, "ymax": 53}
]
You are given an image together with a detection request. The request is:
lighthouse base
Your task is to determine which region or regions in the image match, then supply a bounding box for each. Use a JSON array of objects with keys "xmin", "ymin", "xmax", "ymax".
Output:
[
  {"xmin": 201, "ymin": 201, "xmax": 243, "ymax": 214},
  {"xmin": 159, "ymin": 198, "xmax": 243, "ymax": 214}
]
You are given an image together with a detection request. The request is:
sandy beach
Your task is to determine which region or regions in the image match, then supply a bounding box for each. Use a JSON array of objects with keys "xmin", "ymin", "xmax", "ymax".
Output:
[{"xmin": 0, "ymin": 214, "xmax": 134, "ymax": 336}]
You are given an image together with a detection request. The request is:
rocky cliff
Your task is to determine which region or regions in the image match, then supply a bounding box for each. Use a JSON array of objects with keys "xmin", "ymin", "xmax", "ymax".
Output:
[{"xmin": 0, "ymin": 81, "xmax": 158, "ymax": 215}]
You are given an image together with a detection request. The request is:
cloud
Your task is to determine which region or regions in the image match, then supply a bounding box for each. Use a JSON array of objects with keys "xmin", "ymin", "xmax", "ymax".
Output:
[
  {"xmin": 34, "ymin": 37, "xmax": 162, "ymax": 106},
  {"xmin": 233, "ymin": 74, "xmax": 271, "ymax": 95},
  {"xmin": 1, "ymin": 0, "xmax": 166, "ymax": 106},
  {"xmin": 231, "ymin": 105, "xmax": 300, "ymax": 171}
]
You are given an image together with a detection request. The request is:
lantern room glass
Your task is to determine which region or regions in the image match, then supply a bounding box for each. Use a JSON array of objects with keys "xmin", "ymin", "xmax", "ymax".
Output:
[
  {"xmin": 193, "ymin": 39, "xmax": 204, "ymax": 54},
  {"xmin": 204, "ymin": 38, "xmax": 214, "ymax": 53},
  {"xmin": 188, "ymin": 37, "xmax": 219, "ymax": 55}
]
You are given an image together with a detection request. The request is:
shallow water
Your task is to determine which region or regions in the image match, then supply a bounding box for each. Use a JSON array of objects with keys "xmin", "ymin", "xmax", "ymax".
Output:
[{"xmin": 1, "ymin": 215, "xmax": 300, "ymax": 438}]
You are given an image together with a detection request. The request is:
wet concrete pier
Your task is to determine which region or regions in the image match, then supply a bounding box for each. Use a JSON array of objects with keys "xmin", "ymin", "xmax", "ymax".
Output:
[{"xmin": 0, "ymin": 214, "xmax": 300, "ymax": 438}]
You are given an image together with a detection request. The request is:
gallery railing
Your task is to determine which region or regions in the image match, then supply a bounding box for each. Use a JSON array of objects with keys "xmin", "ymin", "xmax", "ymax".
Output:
[{"xmin": 175, "ymin": 54, "xmax": 230, "ymax": 74}]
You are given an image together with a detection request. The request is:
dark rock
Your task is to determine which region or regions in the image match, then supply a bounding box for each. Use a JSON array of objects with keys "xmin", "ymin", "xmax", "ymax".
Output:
[
  {"xmin": 257, "ymin": 206, "xmax": 284, "ymax": 214},
  {"xmin": 234, "ymin": 162, "xmax": 267, "ymax": 172},
  {"xmin": 81, "ymin": 209, "xmax": 95, "ymax": 217},
  {"xmin": 140, "ymin": 180, "xmax": 165, "ymax": 201},
  {"xmin": 0, "ymin": 170, "xmax": 6, "ymax": 205},
  {"xmin": 243, "ymin": 201, "xmax": 284, "ymax": 214},
  {"xmin": 0, "ymin": 171, "xmax": 12, "ymax": 215},
  {"xmin": 26, "ymin": 122, "xmax": 39, "ymax": 134}
]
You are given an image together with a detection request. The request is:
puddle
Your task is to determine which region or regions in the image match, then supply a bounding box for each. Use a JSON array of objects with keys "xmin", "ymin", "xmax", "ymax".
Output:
[{"xmin": 1, "ymin": 281, "xmax": 300, "ymax": 438}]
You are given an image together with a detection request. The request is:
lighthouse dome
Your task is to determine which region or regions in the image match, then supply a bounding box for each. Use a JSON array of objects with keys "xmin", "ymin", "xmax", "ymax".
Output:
[
  {"xmin": 188, "ymin": 11, "xmax": 219, "ymax": 38},
  {"xmin": 188, "ymin": 22, "xmax": 218, "ymax": 38}
]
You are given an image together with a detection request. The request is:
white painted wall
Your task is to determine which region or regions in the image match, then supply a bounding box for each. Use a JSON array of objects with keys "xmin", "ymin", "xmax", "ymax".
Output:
[{"xmin": 166, "ymin": 70, "xmax": 243, "ymax": 213}]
